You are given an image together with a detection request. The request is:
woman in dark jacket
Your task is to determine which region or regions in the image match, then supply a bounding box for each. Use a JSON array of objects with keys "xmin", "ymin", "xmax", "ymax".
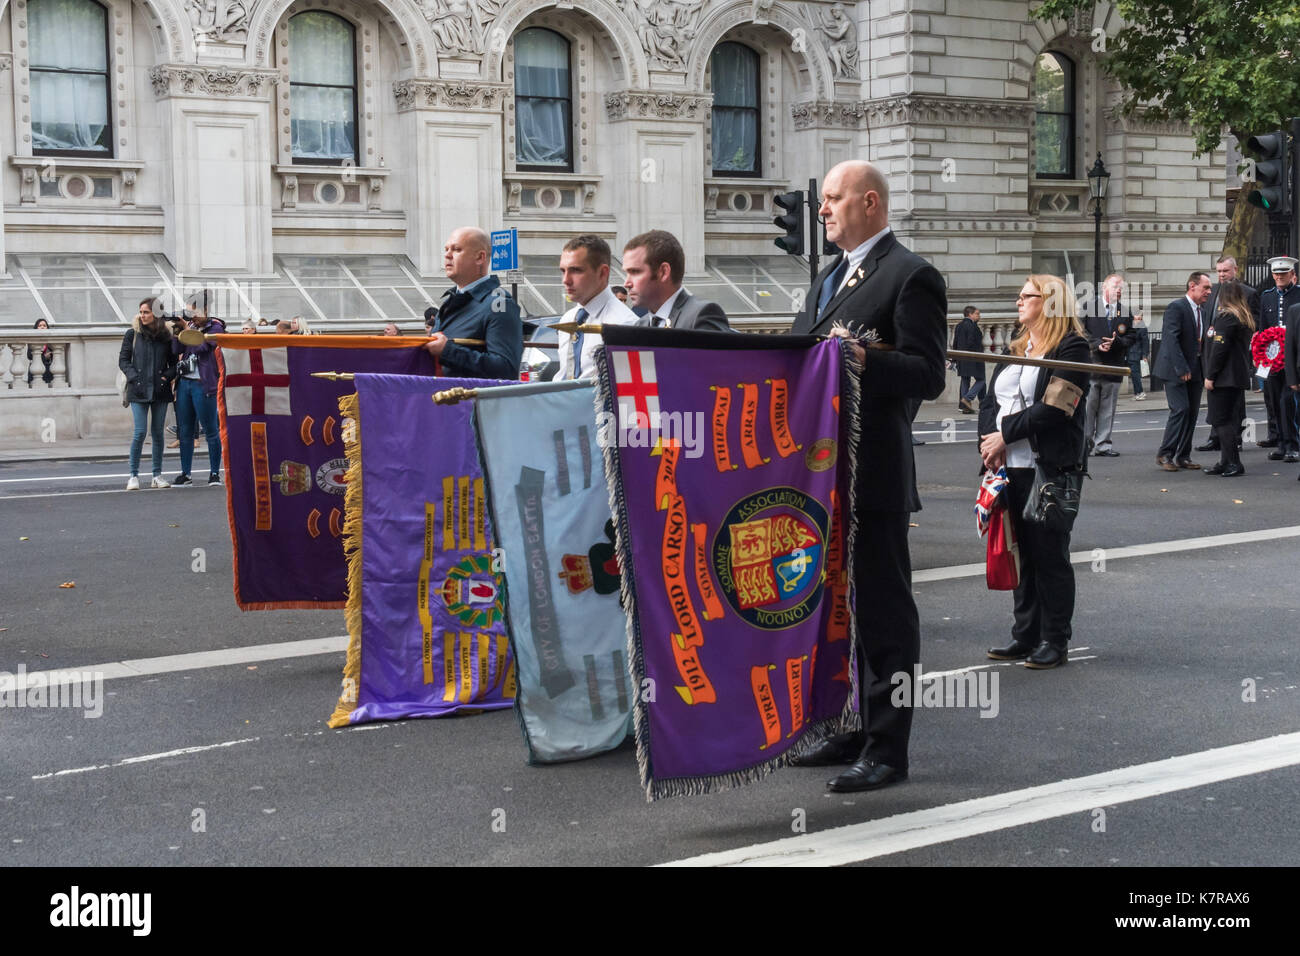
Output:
[
  {"xmin": 977, "ymin": 275, "xmax": 1091, "ymax": 670},
  {"xmin": 118, "ymin": 297, "xmax": 176, "ymax": 490},
  {"xmin": 1202, "ymin": 281, "xmax": 1255, "ymax": 477}
]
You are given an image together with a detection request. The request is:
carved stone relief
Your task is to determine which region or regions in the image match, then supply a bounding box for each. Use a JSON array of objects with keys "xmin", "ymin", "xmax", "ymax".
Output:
[
  {"xmin": 619, "ymin": 0, "xmax": 705, "ymax": 71},
  {"xmin": 421, "ymin": 0, "xmax": 505, "ymax": 56},
  {"xmin": 188, "ymin": 0, "xmax": 250, "ymax": 42},
  {"xmin": 811, "ymin": 2, "xmax": 858, "ymax": 80}
]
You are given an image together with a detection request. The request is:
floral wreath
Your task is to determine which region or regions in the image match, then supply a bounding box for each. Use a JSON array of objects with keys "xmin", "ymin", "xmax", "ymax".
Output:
[{"xmin": 1251, "ymin": 326, "xmax": 1286, "ymax": 372}]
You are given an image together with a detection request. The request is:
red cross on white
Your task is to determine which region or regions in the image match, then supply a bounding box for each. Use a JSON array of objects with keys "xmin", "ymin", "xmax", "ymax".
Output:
[
  {"xmin": 612, "ymin": 349, "xmax": 660, "ymax": 429},
  {"xmin": 223, "ymin": 348, "xmax": 292, "ymax": 417}
]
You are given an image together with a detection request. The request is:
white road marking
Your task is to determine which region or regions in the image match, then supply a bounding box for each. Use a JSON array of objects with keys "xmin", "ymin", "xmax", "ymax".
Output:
[
  {"xmin": 32, "ymin": 737, "xmax": 261, "ymax": 780},
  {"xmin": 660, "ymin": 731, "xmax": 1300, "ymax": 867},
  {"xmin": 921, "ymin": 648, "xmax": 1092, "ymax": 680},
  {"xmin": 914, "ymin": 525, "xmax": 1300, "ymax": 583},
  {"xmin": 14, "ymin": 636, "xmax": 349, "ymax": 689},
  {"xmin": 0, "ymin": 489, "xmax": 129, "ymax": 501},
  {"xmin": 0, "ymin": 473, "xmax": 130, "ymax": 483}
]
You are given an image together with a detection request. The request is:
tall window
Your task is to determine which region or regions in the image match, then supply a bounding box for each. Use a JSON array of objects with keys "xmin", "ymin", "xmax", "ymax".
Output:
[
  {"xmin": 514, "ymin": 28, "xmax": 573, "ymax": 171},
  {"xmin": 290, "ymin": 11, "xmax": 358, "ymax": 164},
  {"xmin": 710, "ymin": 43, "xmax": 760, "ymax": 176},
  {"xmin": 29, "ymin": 0, "xmax": 111, "ymax": 155},
  {"xmin": 1034, "ymin": 52, "xmax": 1074, "ymax": 178}
]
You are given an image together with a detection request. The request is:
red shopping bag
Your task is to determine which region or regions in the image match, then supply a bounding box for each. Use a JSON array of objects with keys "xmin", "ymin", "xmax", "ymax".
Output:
[{"xmin": 985, "ymin": 500, "xmax": 1020, "ymax": 590}]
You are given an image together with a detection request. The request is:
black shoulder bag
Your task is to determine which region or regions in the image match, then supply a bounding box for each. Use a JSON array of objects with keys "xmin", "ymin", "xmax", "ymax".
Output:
[{"xmin": 1020, "ymin": 370, "xmax": 1089, "ymax": 534}]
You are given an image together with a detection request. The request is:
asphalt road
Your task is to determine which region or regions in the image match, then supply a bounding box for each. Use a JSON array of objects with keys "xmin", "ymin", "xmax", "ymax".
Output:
[{"xmin": 2, "ymin": 406, "xmax": 1297, "ymax": 868}]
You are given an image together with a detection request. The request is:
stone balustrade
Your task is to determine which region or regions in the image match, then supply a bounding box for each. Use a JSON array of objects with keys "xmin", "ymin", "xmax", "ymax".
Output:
[{"xmin": 1, "ymin": 333, "xmax": 72, "ymax": 390}]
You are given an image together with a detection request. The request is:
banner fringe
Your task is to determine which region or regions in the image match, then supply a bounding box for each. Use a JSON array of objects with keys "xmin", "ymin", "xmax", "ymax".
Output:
[
  {"xmin": 327, "ymin": 390, "xmax": 365, "ymax": 729},
  {"xmin": 838, "ymin": 340, "xmax": 865, "ymax": 735},
  {"xmin": 593, "ymin": 348, "xmax": 657, "ymax": 800}
]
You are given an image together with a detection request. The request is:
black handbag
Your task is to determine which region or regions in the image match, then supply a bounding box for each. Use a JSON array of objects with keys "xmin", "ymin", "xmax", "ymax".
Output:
[{"xmin": 1022, "ymin": 462, "xmax": 1085, "ymax": 533}]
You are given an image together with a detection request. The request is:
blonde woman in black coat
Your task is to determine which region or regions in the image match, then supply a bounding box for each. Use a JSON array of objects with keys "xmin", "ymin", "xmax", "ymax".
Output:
[
  {"xmin": 977, "ymin": 275, "xmax": 1090, "ymax": 670},
  {"xmin": 1202, "ymin": 280, "xmax": 1255, "ymax": 477}
]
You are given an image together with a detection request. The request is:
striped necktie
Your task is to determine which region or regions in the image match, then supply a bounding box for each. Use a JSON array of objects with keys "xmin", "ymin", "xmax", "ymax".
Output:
[{"xmin": 569, "ymin": 308, "xmax": 588, "ymax": 379}]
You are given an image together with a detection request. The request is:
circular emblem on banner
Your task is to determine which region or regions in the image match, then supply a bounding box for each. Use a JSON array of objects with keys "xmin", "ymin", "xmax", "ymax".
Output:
[
  {"xmin": 805, "ymin": 438, "xmax": 838, "ymax": 473},
  {"xmin": 315, "ymin": 458, "xmax": 349, "ymax": 495},
  {"xmin": 713, "ymin": 487, "xmax": 830, "ymax": 631},
  {"xmin": 440, "ymin": 553, "xmax": 505, "ymax": 627}
]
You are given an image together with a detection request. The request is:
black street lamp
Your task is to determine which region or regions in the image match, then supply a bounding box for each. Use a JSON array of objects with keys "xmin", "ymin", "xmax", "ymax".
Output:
[{"xmin": 1087, "ymin": 152, "xmax": 1111, "ymax": 307}]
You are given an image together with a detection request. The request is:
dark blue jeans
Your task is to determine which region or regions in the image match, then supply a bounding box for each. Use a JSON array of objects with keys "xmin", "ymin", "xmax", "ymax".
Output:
[
  {"xmin": 176, "ymin": 378, "xmax": 222, "ymax": 477},
  {"xmin": 959, "ymin": 375, "xmax": 986, "ymax": 403},
  {"xmin": 129, "ymin": 400, "xmax": 169, "ymax": 477}
]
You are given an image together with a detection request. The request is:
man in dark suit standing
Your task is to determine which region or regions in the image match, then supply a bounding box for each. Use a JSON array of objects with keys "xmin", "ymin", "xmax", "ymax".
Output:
[
  {"xmin": 1197, "ymin": 256, "xmax": 1260, "ymax": 453},
  {"xmin": 621, "ymin": 230, "xmax": 730, "ymax": 331},
  {"xmin": 951, "ymin": 305, "xmax": 985, "ymax": 413},
  {"xmin": 1155, "ymin": 272, "xmax": 1213, "ymax": 471},
  {"xmin": 423, "ymin": 226, "xmax": 523, "ymax": 380},
  {"xmin": 788, "ymin": 160, "xmax": 948, "ymax": 793},
  {"xmin": 1286, "ymin": 293, "xmax": 1300, "ymax": 478},
  {"xmin": 1258, "ymin": 256, "xmax": 1300, "ymax": 460}
]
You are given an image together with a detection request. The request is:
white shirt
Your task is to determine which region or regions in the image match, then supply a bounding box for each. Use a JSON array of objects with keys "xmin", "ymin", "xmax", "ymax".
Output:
[
  {"xmin": 555, "ymin": 286, "xmax": 640, "ymax": 380},
  {"xmin": 650, "ymin": 287, "xmax": 685, "ymax": 328},
  {"xmin": 834, "ymin": 226, "xmax": 892, "ymax": 296},
  {"xmin": 994, "ymin": 342, "xmax": 1041, "ymax": 469},
  {"xmin": 1185, "ymin": 294, "xmax": 1203, "ymax": 338}
]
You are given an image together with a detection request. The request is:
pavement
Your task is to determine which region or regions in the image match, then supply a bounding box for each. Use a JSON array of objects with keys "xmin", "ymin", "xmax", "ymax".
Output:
[{"xmin": 2, "ymin": 402, "xmax": 1297, "ymax": 871}]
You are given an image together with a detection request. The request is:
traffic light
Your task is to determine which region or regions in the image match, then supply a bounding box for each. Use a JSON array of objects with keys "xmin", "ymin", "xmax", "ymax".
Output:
[
  {"xmin": 1246, "ymin": 129, "xmax": 1291, "ymax": 211},
  {"xmin": 773, "ymin": 191, "xmax": 805, "ymax": 255}
]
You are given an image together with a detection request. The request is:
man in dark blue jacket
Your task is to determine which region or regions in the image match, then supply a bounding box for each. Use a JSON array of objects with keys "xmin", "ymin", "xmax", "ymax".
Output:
[
  {"xmin": 1257, "ymin": 256, "xmax": 1300, "ymax": 460},
  {"xmin": 951, "ymin": 306, "xmax": 985, "ymax": 413},
  {"xmin": 424, "ymin": 227, "xmax": 523, "ymax": 380},
  {"xmin": 1154, "ymin": 272, "xmax": 1213, "ymax": 471}
]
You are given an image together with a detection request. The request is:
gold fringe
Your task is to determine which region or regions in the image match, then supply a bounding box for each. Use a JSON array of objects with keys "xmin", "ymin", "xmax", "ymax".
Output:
[{"xmin": 327, "ymin": 391, "xmax": 365, "ymax": 728}]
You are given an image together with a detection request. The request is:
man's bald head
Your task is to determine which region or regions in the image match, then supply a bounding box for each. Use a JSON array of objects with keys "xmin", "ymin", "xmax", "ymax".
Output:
[
  {"xmin": 444, "ymin": 226, "xmax": 491, "ymax": 288},
  {"xmin": 820, "ymin": 160, "xmax": 890, "ymax": 251}
]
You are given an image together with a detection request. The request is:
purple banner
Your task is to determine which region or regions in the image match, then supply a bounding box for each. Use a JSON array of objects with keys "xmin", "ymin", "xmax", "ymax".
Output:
[
  {"xmin": 217, "ymin": 337, "xmax": 437, "ymax": 610},
  {"xmin": 597, "ymin": 332, "xmax": 857, "ymax": 799},
  {"xmin": 329, "ymin": 373, "xmax": 514, "ymax": 727}
]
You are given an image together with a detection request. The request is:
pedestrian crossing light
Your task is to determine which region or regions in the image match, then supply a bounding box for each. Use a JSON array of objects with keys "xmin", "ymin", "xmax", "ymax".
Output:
[
  {"xmin": 773, "ymin": 191, "xmax": 805, "ymax": 255},
  {"xmin": 1246, "ymin": 129, "xmax": 1290, "ymax": 211}
]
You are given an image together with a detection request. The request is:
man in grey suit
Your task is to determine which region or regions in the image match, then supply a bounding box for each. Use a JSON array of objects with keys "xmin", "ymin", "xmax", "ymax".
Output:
[{"xmin": 621, "ymin": 230, "xmax": 730, "ymax": 331}]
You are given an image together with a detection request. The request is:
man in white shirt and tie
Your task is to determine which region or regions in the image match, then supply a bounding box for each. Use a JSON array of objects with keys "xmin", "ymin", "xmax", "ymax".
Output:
[
  {"xmin": 1155, "ymin": 271, "xmax": 1214, "ymax": 471},
  {"xmin": 554, "ymin": 234, "xmax": 639, "ymax": 380}
]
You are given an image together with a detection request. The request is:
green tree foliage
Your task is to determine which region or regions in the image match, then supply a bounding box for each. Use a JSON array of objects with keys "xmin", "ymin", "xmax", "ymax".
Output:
[{"xmin": 1033, "ymin": 2, "xmax": 1300, "ymax": 154}]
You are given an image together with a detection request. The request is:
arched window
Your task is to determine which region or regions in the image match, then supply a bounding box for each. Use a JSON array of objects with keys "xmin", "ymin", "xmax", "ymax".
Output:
[
  {"xmin": 710, "ymin": 43, "xmax": 760, "ymax": 177},
  {"xmin": 1034, "ymin": 52, "xmax": 1074, "ymax": 178},
  {"xmin": 514, "ymin": 28, "xmax": 573, "ymax": 171},
  {"xmin": 290, "ymin": 11, "xmax": 358, "ymax": 164},
  {"xmin": 29, "ymin": 0, "xmax": 111, "ymax": 155}
]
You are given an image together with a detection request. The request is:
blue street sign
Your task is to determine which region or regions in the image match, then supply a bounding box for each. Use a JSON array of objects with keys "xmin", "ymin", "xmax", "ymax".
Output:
[{"xmin": 490, "ymin": 228, "xmax": 518, "ymax": 272}]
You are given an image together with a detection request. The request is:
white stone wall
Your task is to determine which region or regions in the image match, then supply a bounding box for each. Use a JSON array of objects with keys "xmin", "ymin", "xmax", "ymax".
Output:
[{"xmin": 0, "ymin": 0, "xmax": 1227, "ymax": 330}]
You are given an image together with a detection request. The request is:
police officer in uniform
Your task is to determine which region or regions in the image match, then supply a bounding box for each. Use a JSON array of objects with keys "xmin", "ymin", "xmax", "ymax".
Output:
[{"xmin": 1257, "ymin": 256, "xmax": 1300, "ymax": 461}]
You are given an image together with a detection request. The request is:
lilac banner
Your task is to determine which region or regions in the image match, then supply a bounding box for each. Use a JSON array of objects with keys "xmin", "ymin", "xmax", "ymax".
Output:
[
  {"xmin": 217, "ymin": 336, "xmax": 436, "ymax": 610},
  {"xmin": 597, "ymin": 329, "xmax": 858, "ymax": 799},
  {"xmin": 329, "ymin": 373, "xmax": 514, "ymax": 727}
]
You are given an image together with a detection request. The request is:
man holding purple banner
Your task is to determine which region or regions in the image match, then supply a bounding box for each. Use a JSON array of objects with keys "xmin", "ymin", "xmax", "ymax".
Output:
[{"xmin": 790, "ymin": 160, "xmax": 948, "ymax": 792}]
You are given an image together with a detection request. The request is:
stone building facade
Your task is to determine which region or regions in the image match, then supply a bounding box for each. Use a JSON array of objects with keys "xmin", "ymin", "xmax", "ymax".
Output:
[{"xmin": 0, "ymin": 0, "xmax": 1229, "ymax": 436}]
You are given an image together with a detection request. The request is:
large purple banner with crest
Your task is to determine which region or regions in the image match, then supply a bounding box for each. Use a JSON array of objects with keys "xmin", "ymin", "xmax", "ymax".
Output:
[
  {"xmin": 328, "ymin": 373, "xmax": 515, "ymax": 728},
  {"xmin": 596, "ymin": 328, "xmax": 858, "ymax": 799},
  {"xmin": 217, "ymin": 335, "xmax": 437, "ymax": 610}
]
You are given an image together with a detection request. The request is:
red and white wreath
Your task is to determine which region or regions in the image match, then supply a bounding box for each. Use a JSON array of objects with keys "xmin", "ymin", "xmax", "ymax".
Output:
[{"xmin": 1252, "ymin": 326, "xmax": 1286, "ymax": 373}]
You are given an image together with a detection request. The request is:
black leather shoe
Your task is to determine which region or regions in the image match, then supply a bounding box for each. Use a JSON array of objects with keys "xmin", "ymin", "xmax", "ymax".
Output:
[
  {"xmin": 1023, "ymin": 642, "xmax": 1068, "ymax": 669},
  {"xmin": 1221, "ymin": 464, "xmax": 1245, "ymax": 477},
  {"xmin": 1259, "ymin": 439, "xmax": 1279, "ymax": 448},
  {"xmin": 1094, "ymin": 449, "xmax": 1120, "ymax": 457},
  {"xmin": 987, "ymin": 639, "xmax": 1035, "ymax": 661},
  {"xmin": 1203, "ymin": 463, "xmax": 1225, "ymax": 475},
  {"xmin": 1285, "ymin": 453, "xmax": 1300, "ymax": 463},
  {"xmin": 827, "ymin": 759, "xmax": 908, "ymax": 793},
  {"xmin": 792, "ymin": 735, "xmax": 865, "ymax": 767},
  {"xmin": 1195, "ymin": 440, "xmax": 1219, "ymax": 452},
  {"xmin": 1268, "ymin": 451, "xmax": 1285, "ymax": 461}
]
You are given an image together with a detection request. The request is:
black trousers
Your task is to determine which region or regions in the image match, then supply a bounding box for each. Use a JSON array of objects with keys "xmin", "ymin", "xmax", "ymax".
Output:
[
  {"xmin": 1266, "ymin": 376, "xmax": 1300, "ymax": 453},
  {"xmin": 850, "ymin": 511, "xmax": 919, "ymax": 770},
  {"xmin": 1207, "ymin": 388, "xmax": 1243, "ymax": 467},
  {"xmin": 1158, "ymin": 377, "xmax": 1203, "ymax": 462},
  {"xmin": 1006, "ymin": 468, "xmax": 1075, "ymax": 649}
]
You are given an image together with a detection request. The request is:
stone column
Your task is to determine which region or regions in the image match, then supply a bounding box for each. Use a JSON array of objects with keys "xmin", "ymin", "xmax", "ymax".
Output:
[
  {"xmin": 394, "ymin": 80, "xmax": 508, "ymax": 277},
  {"xmin": 150, "ymin": 65, "xmax": 279, "ymax": 276}
]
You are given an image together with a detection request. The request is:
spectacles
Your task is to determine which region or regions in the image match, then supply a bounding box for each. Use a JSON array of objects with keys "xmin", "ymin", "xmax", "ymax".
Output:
[{"xmin": 1016, "ymin": 294, "xmax": 1042, "ymax": 302}]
